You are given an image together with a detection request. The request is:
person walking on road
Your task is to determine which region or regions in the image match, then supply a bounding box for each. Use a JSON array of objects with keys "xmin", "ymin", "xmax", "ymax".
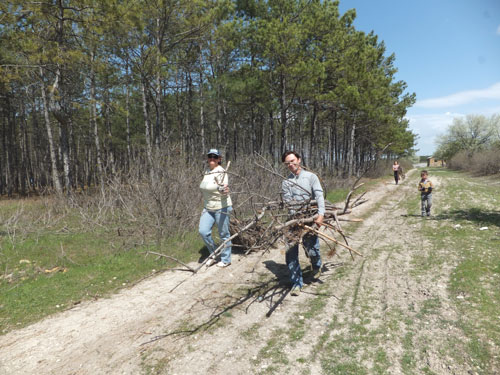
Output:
[
  {"xmin": 392, "ymin": 161, "xmax": 401, "ymax": 185},
  {"xmin": 198, "ymin": 149, "xmax": 233, "ymax": 268},
  {"xmin": 418, "ymin": 170, "xmax": 434, "ymax": 217},
  {"xmin": 281, "ymin": 150, "xmax": 325, "ymax": 296}
]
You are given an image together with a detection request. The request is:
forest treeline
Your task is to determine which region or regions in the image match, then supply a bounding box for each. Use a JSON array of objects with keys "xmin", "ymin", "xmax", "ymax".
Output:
[{"xmin": 0, "ymin": 0, "xmax": 416, "ymax": 196}]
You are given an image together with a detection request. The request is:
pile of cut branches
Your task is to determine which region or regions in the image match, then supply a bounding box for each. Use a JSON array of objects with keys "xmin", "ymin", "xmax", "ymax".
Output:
[
  {"xmin": 193, "ymin": 173, "xmax": 367, "ymax": 273},
  {"xmin": 232, "ymin": 190, "xmax": 366, "ymax": 258}
]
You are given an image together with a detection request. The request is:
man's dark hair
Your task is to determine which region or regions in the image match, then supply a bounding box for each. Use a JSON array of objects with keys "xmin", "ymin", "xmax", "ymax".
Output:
[{"xmin": 282, "ymin": 150, "xmax": 301, "ymax": 162}]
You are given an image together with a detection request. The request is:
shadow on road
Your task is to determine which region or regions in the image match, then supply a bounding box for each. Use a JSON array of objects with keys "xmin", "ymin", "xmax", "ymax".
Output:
[{"xmin": 143, "ymin": 259, "xmax": 346, "ymax": 346}]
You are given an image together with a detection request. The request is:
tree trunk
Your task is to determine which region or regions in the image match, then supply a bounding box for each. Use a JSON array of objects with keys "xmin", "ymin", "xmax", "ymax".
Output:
[
  {"xmin": 53, "ymin": 0, "xmax": 70, "ymax": 192},
  {"xmin": 186, "ymin": 72, "xmax": 193, "ymax": 162},
  {"xmin": 39, "ymin": 67, "xmax": 63, "ymax": 194},
  {"xmin": 269, "ymin": 110, "xmax": 275, "ymax": 161},
  {"xmin": 126, "ymin": 64, "xmax": 131, "ymax": 170},
  {"xmin": 0, "ymin": 116, "xmax": 4, "ymax": 196},
  {"xmin": 216, "ymin": 86, "xmax": 222, "ymax": 146},
  {"xmin": 59, "ymin": 115, "xmax": 71, "ymax": 193},
  {"xmin": 89, "ymin": 54, "xmax": 104, "ymax": 186},
  {"xmin": 199, "ymin": 70, "xmax": 205, "ymax": 153},
  {"xmin": 347, "ymin": 120, "xmax": 356, "ymax": 177},
  {"xmin": 104, "ymin": 82, "xmax": 116, "ymax": 176},
  {"xmin": 222, "ymin": 99, "xmax": 228, "ymax": 157},
  {"xmin": 69, "ymin": 117, "xmax": 77, "ymax": 189},
  {"xmin": 141, "ymin": 76, "xmax": 154, "ymax": 182},
  {"xmin": 279, "ymin": 73, "xmax": 287, "ymax": 154},
  {"xmin": 251, "ymin": 101, "xmax": 256, "ymax": 154},
  {"xmin": 309, "ymin": 101, "xmax": 318, "ymax": 166},
  {"xmin": 155, "ymin": 62, "xmax": 162, "ymax": 153}
]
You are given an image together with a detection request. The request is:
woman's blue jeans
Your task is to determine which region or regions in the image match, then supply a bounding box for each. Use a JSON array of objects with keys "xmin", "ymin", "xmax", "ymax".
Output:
[
  {"xmin": 285, "ymin": 234, "xmax": 321, "ymax": 288},
  {"xmin": 198, "ymin": 206, "xmax": 233, "ymax": 264}
]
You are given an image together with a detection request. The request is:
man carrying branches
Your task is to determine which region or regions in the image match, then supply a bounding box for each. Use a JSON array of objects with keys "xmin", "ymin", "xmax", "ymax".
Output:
[{"xmin": 282, "ymin": 151, "xmax": 325, "ymax": 296}]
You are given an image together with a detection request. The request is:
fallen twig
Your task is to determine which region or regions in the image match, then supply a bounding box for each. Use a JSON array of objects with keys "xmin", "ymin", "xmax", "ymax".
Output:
[
  {"xmin": 302, "ymin": 224, "xmax": 364, "ymax": 257},
  {"xmin": 145, "ymin": 251, "xmax": 195, "ymax": 272}
]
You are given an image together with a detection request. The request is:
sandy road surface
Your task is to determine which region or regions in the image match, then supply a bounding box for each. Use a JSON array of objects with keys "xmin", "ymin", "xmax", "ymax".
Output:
[{"xmin": 0, "ymin": 170, "xmax": 471, "ymax": 374}]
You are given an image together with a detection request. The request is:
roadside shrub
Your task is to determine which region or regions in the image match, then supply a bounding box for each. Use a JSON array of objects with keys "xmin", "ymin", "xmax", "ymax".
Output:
[
  {"xmin": 448, "ymin": 151, "xmax": 469, "ymax": 171},
  {"xmin": 63, "ymin": 155, "xmax": 358, "ymax": 238},
  {"xmin": 364, "ymin": 160, "xmax": 388, "ymax": 178},
  {"xmin": 62, "ymin": 156, "xmax": 291, "ymax": 240},
  {"xmin": 448, "ymin": 149, "xmax": 500, "ymax": 176},
  {"xmin": 470, "ymin": 149, "xmax": 500, "ymax": 175}
]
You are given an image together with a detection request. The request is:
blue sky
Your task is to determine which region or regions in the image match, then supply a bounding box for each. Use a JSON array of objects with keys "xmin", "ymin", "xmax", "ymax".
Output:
[{"xmin": 338, "ymin": 0, "xmax": 500, "ymax": 156}]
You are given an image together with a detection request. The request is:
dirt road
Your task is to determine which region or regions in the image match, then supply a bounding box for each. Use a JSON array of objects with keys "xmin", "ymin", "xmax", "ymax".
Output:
[{"xmin": 0, "ymin": 169, "xmax": 473, "ymax": 374}]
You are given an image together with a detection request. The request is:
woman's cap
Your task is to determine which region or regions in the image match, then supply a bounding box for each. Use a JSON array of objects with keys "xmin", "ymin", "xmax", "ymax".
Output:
[{"xmin": 207, "ymin": 148, "xmax": 221, "ymax": 157}]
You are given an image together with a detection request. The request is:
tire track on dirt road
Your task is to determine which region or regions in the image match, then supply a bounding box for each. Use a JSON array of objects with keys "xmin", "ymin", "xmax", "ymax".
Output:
[
  {"xmin": 298, "ymin": 172, "xmax": 470, "ymax": 375},
  {"xmin": 249, "ymin": 171, "xmax": 469, "ymax": 375},
  {"xmin": 312, "ymin": 174, "xmax": 419, "ymax": 374}
]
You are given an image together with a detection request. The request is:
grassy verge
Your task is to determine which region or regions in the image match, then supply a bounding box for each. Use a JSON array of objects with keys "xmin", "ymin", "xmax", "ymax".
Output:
[
  {"xmin": 0, "ymin": 197, "xmax": 206, "ymax": 334},
  {"xmin": 419, "ymin": 168, "xmax": 500, "ymax": 373}
]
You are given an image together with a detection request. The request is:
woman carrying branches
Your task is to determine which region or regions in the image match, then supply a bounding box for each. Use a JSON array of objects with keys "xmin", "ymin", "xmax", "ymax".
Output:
[
  {"xmin": 282, "ymin": 151, "xmax": 325, "ymax": 296},
  {"xmin": 199, "ymin": 149, "xmax": 232, "ymax": 268}
]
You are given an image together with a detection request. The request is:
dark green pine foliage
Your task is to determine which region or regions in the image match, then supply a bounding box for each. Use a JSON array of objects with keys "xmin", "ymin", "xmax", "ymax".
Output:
[{"xmin": 0, "ymin": 0, "xmax": 416, "ymax": 194}]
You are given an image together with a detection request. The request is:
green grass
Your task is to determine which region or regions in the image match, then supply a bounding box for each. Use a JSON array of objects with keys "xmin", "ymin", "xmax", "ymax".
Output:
[
  {"xmin": 320, "ymin": 361, "xmax": 367, "ymax": 375},
  {"xmin": 373, "ymin": 348, "xmax": 390, "ymax": 375},
  {"xmin": 418, "ymin": 168, "xmax": 500, "ymax": 373},
  {"xmin": 326, "ymin": 187, "xmax": 351, "ymax": 204},
  {"xmin": 256, "ymin": 329, "xmax": 290, "ymax": 375},
  {"xmin": 0, "ymin": 198, "xmax": 206, "ymax": 334},
  {"xmin": 401, "ymin": 330, "xmax": 417, "ymax": 374},
  {"xmin": 326, "ymin": 177, "xmax": 381, "ymax": 205},
  {"xmin": 240, "ymin": 322, "xmax": 261, "ymax": 342}
]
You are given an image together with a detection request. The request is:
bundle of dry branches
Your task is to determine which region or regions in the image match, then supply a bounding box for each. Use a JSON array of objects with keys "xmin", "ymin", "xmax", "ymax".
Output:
[
  {"xmin": 192, "ymin": 168, "xmax": 367, "ymax": 273},
  {"xmin": 230, "ymin": 193, "xmax": 365, "ymax": 259}
]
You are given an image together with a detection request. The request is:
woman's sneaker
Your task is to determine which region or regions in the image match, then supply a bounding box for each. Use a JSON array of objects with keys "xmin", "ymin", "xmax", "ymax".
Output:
[{"xmin": 216, "ymin": 261, "xmax": 231, "ymax": 268}]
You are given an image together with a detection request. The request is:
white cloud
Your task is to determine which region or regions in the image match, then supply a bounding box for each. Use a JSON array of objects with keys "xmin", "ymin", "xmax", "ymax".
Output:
[
  {"xmin": 405, "ymin": 112, "xmax": 465, "ymax": 154},
  {"xmin": 415, "ymin": 82, "xmax": 500, "ymax": 108},
  {"xmin": 407, "ymin": 112, "xmax": 463, "ymax": 135}
]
